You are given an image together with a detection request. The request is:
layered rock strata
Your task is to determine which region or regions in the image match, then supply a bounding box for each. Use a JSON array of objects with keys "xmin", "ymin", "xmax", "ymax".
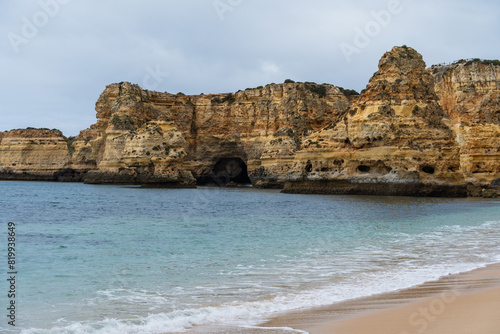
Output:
[
  {"xmin": 1, "ymin": 46, "xmax": 499, "ymax": 196},
  {"xmin": 0, "ymin": 128, "xmax": 75, "ymax": 181},
  {"xmin": 282, "ymin": 46, "xmax": 465, "ymax": 196},
  {"xmin": 432, "ymin": 60, "xmax": 500, "ymax": 187},
  {"xmin": 69, "ymin": 81, "xmax": 349, "ymax": 187}
]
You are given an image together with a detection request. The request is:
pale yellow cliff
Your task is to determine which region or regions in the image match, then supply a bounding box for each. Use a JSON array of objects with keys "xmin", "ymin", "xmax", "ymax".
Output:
[
  {"xmin": 70, "ymin": 81, "xmax": 349, "ymax": 187},
  {"xmin": 432, "ymin": 60, "xmax": 500, "ymax": 187},
  {"xmin": 282, "ymin": 46, "xmax": 466, "ymax": 196},
  {"xmin": 0, "ymin": 128, "xmax": 72, "ymax": 181},
  {"xmin": 1, "ymin": 46, "xmax": 499, "ymax": 197}
]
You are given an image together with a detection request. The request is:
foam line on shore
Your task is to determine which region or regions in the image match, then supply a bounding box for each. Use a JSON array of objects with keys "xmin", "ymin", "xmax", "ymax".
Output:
[{"xmin": 261, "ymin": 263, "xmax": 500, "ymax": 334}]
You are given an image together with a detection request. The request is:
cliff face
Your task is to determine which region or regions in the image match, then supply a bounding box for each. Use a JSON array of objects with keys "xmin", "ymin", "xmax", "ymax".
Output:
[
  {"xmin": 0, "ymin": 128, "xmax": 74, "ymax": 181},
  {"xmin": 71, "ymin": 81, "xmax": 349, "ymax": 187},
  {"xmin": 432, "ymin": 60, "xmax": 500, "ymax": 186},
  {"xmin": 282, "ymin": 46, "xmax": 465, "ymax": 196},
  {"xmin": 1, "ymin": 46, "xmax": 499, "ymax": 196}
]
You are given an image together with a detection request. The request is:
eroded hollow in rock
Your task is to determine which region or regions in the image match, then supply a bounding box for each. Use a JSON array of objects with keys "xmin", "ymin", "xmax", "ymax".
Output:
[
  {"xmin": 358, "ymin": 165, "xmax": 371, "ymax": 173},
  {"xmin": 305, "ymin": 161, "xmax": 313, "ymax": 173},
  {"xmin": 198, "ymin": 158, "xmax": 251, "ymax": 186},
  {"xmin": 422, "ymin": 166, "xmax": 435, "ymax": 174}
]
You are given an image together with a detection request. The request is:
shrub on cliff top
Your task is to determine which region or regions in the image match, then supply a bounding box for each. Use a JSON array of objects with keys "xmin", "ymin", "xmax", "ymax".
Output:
[
  {"xmin": 245, "ymin": 85, "xmax": 265, "ymax": 91},
  {"xmin": 304, "ymin": 82, "xmax": 327, "ymax": 98},
  {"xmin": 211, "ymin": 93, "xmax": 234, "ymax": 105},
  {"xmin": 466, "ymin": 59, "xmax": 500, "ymax": 66},
  {"xmin": 338, "ymin": 87, "xmax": 360, "ymax": 96},
  {"xmin": 443, "ymin": 58, "xmax": 500, "ymax": 67}
]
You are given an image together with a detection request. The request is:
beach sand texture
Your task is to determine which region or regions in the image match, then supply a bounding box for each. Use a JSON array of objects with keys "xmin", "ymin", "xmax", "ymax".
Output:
[{"xmin": 262, "ymin": 263, "xmax": 500, "ymax": 334}]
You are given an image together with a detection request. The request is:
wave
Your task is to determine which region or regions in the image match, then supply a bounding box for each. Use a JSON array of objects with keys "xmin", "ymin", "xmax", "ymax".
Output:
[{"xmin": 21, "ymin": 260, "xmax": 493, "ymax": 334}]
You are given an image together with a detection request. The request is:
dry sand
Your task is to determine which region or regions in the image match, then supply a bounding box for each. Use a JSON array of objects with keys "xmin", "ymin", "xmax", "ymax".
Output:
[{"xmin": 261, "ymin": 263, "xmax": 500, "ymax": 334}]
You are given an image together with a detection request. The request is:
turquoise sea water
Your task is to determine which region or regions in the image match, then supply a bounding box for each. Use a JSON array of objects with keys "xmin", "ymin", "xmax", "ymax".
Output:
[{"xmin": 1, "ymin": 181, "xmax": 499, "ymax": 333}]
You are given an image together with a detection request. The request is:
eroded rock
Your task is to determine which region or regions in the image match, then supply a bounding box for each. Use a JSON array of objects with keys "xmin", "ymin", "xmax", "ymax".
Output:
[{"xmin": 1, "ymin": 47, "xmax": 499, "ymax": 196}]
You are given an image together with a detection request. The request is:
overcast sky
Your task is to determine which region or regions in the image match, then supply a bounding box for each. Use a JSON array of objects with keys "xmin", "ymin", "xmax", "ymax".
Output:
[{"xmin": 1, "ymin": 0, "xmax": 499, "ymax": 136}]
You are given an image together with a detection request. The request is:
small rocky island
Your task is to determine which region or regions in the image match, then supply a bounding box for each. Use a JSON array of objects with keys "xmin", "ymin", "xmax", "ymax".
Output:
[{"xmin": 1, "ymin": 46, "xmax": 499, "ymax": 197}]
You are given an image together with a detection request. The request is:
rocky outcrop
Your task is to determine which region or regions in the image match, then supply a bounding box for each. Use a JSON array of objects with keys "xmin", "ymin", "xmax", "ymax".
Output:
[
  {"xmin": 282, "ymin": 46, "xmax": 466, "ymax": 197},
  {"xmin": 1, "ymin": 46, "xmax": 499, "ymax": 197},
  {"xmin": 431, "ymin": 60, "xmax": 500, "ymax": 187},
  {"xmin": 0, "ymin": 128, "xmax": 76, "ymax": 181},
  {"xmin": 482, "ymin": 178, "xmax": 500, "ymax": 198},
  {"xmin": 71, "ymin": 81, "xmax": 349, "ymax": 187}
]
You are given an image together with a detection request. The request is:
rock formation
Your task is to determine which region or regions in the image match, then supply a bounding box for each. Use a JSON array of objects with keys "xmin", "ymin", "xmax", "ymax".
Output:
[
  {"xmin": 482, "ymin": 178, "xmax": 500, "ymax": 198},
  {"xmin": 1, "ymin": 46, "xmax": 499, "ymax": 197},
  {"xmin": 69, "ymin": 81, "xmax": 349, "ymax": 187},
  {"xmin": 431, "ymin": 59, "xmax": 500, "ymax": 188},
  {"xmin": 282, "ymin": 46, "xmax": 465, "ymax": 196},
  {"xmin": 0, "ymin": 128, "xmax": 75, "ymax": 181}
]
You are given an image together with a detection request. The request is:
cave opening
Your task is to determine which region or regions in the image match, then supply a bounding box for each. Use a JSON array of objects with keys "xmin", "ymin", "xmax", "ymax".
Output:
[
  {"xmin": 198, "ymin": 157, "xmax": 251, "ymax": 186},
  {"xmin": 305, "ymin": 161, "xmax": 313, "ymax": 173},
  {"xmin": 358, "ymin": 165, "xmax": 371, "ymax": 173},
  {"xmin": 422, "ymin": 166, "xmax": 435, "ymax": 174}
]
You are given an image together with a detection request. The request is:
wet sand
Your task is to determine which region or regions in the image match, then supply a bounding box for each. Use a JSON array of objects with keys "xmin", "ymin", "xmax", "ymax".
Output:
[{"xmin": 260, "ymin": 263, "xmax": 500, "ymax": 334}]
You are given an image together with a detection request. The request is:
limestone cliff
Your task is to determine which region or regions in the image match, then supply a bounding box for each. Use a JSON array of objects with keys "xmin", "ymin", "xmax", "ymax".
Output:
[
  {"xmin": 1, "ymin": 46, "xmax": 499, "ymax": 197},
  {"xmin": 0, "ymin": 128, "xmax": 74, "ymax": 181},
  {"xmin": 282, "ymin": 46, "xmax": 465, "ymax": 196},
  {"xmin": 431, "ymin": 60, "xmax": 500, "ymax": 188},
  {"xmin": 71, "ymin": 81, "xmax": 349, "ymax": 187}
]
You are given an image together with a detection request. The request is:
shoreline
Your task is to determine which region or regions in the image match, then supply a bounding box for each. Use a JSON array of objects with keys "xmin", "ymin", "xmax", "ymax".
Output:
[
  {"xmin": 2, "ymin": 179, "xmax": 499, "ymax": 199},
  {"xmin": 260, "ymin": 262, "xmax": 500, "ymax": 334}
]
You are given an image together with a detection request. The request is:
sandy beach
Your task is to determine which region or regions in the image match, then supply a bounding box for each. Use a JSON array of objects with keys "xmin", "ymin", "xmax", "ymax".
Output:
[{"xmin": 262, "ymin": 263, "xmax": 500, "ymax": 334}]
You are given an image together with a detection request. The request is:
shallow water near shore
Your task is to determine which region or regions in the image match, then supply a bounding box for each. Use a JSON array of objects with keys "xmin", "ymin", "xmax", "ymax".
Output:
[{"xmin": 1, "ymin": 181, "xmax": 500, "ymax": 333}]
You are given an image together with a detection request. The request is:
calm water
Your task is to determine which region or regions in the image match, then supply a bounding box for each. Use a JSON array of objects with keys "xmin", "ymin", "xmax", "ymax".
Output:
[{"xmin": 0, "ymin": 181, "xmax": 499, "ymax": 333}]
